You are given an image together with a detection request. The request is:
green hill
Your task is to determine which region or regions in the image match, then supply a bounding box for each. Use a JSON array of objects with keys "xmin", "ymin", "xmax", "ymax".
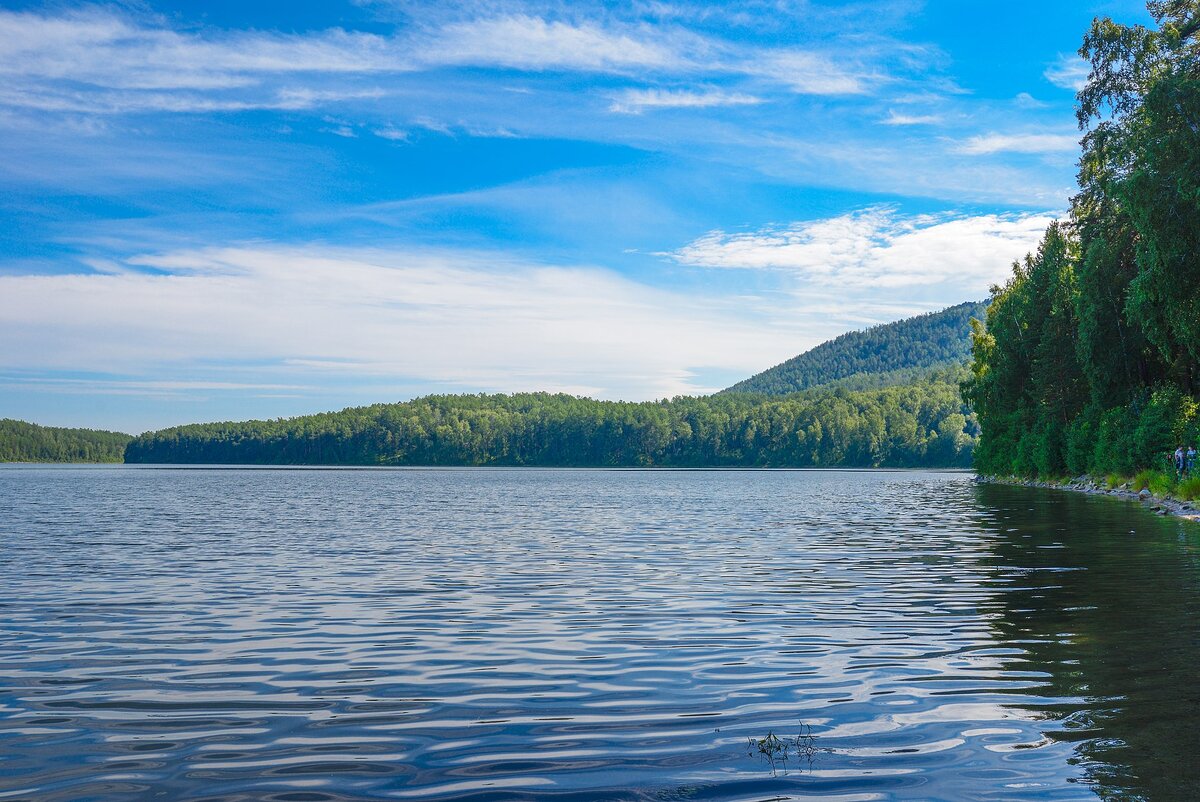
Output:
[
  {"xmin": 0, "ymin": 419, "xmax": 132, "ymax": 463},
  {"xmin": 725, "ymin": 301, "xmax": 987, "ymax": 395}
]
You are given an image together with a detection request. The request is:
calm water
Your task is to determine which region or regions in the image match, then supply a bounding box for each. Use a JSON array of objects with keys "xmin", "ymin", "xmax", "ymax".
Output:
[{"xmin": 2, "ymin": 468, "xmax": 1199, "ymax": 801}]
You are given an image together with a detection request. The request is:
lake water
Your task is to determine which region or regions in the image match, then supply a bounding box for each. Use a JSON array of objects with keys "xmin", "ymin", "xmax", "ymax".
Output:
[{"xmin": 2, "ymin": 467, "xmax": 1198, "ymax": 801}]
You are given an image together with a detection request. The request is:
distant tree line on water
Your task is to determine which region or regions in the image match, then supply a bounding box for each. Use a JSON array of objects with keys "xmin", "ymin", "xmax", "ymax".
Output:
[
  {"xmin": 0, "ymin": 419, "xmax": 131, "ymax": 463},
  {"xmin": 124, "ymin": 382, "xmax": 976, "ymax": 468},
  {"xmin": 965, "ymin": 2, "xmax": 1200, "ymax": 478}
]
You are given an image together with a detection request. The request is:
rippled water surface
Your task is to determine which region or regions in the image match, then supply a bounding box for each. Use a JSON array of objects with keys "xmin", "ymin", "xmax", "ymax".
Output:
[{"xmin": 3, "ymin": 467, "xmax": 1200, "ymax": 801}]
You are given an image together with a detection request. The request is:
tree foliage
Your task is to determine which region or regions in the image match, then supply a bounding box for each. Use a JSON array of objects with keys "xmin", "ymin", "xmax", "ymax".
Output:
[
  {"xmin": 125, "ymin": 383, "xmax": 976, "ymax": 468},
  {"xmin": 967, "ymin": 1, "xmax": 1200, "ymax": 476},
  {"xmin": 725, "ymin": 302, "xmax": 988, "ymax": 395},
  {"xmin": 0, "ymin": 419, "xmax": 131, "ymax": 463}
]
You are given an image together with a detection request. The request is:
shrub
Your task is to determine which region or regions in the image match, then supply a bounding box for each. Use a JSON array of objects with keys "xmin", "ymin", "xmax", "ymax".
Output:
[
  {"xmin": 1147, "ymin": 470, "xmax": 1176, "ymax": 497},
  {"xmin": 1105, "ymin": 473, "xmax": 1124, "ymax": 489},
  {"xmin": 1178, "ymin": 477, "xmax": 1200, "ymax": 501},
  {"xmin": 1132, "ymin": 470, "xmax": 1156, "ymax": 492},
  {"xmin": 1132, "ymin": 386, "xmax": 1197, "ymax": 468},
  {"xmin": 1067, "ymin": 409, "xmax": 1097, "ymax": 476},
  {"xmin": 1093, "ymin": 406, "xmax": 1135, "ymax": 475}
]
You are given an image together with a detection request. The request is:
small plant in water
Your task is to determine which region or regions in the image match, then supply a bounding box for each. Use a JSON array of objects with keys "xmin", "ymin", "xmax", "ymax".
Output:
[{"xmin": 748, "ymin": 722, "xmax": 819, "ymax": 777}]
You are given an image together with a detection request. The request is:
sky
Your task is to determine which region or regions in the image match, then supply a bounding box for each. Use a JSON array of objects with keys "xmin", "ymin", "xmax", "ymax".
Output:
[{"xmin": 0, "ymin": 0, "xmax": 1153, "ymax": 433}]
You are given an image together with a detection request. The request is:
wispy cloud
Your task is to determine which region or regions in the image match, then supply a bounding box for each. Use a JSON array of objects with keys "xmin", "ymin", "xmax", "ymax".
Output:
[
  {"xmin": 0, "ymin": 10, "xmax": 406, "ymax": 86},
  {"xmin": 0, "ymin": 245, "xmax": 804, "ymax": 400},
  {"xmin": 372, "ymin": 125, "xmax": 410, "ymax": 141},
  {"xmin": 1014, "ymin": 92, "xmax": 1048, "ymax": 109},
  {"xmin": 420, "ymin": 15, "xmax": 691, "ymax": 72},
  {"xmin": 744, "ymin": 50, "xmax": 870, "ymax": 95},
  {"xmin": 0, "ymin": 8, "xmax": 407, "ymax": 115},
  {"xmin": 881, "ymin": 110, "xmax": 941, "ymax": 125},
  {"xmin": 608, "ymin": 87, "xmax": 762, "ymax": 113},
  {"xmin": 668, "ymin": 207, "xmax": 1056, "ymax": 288},
  {"xmin": 957, "ymin": 132, "xmax": 1079, "ymax": 155},
  {"xmin": 1044, "ymin": 54, "xmax": 1089, "ymax": 91},
  {"xmin": 0, "ymin": 6, "xmax": 892, "ymax": 118}
]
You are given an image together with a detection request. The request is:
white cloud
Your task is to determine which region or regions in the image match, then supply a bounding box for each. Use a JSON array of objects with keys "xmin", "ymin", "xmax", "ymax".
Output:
[
  {"xmin": 0, "ymin": 7, "xmax": 884, "ymax": 118},
  {"xmin": 608, "ymin": 87, "xmax": 762, "ymax": 113},
  {"xmin": 957, "ymin": 132, "xmax": 1079, "ymax": 155},
  {"xmin": 0, "ymin": 8, "xmax": 408, "ymax": 115},
  {"xmin": 373, "ymin": 125, "xmax": 410, "ymax": 141},
  {"xmin": 1044, "ymin": 54, "xmax": 1089, "ymax": 91},
  {"xmin": 668, "ymin": 207, "xmax": 1056, "ymax": 289},
  {"xmin": 421, "ymin": 15, "xmax": 689, "ymax": 72},
  {"xmin": 0, "ymin": 9, "xmax": 407, "ymax": 87},
  {"xmin": 881, "ymin": 110, "xmax": 941, "ymax": 125},
  {"xmin": 747, "ymin": 51, "xmax": 868, "ymax": 95},
  {"xmin": 1014, "ymin": 92, "xmax": 1048, "ymax": 109},
  {"xmin": 0, "ymin": 246, "xmax": 803, "ymax": 400}
]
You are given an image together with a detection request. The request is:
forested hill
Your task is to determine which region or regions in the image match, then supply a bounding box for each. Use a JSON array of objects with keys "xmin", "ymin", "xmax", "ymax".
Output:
[
  {"xmin": 725, "ymin": 301, "xmax": 987, "ymax": 395},
  {"xmin": 124, "ymin": 383, "xmax": 976, "ymax": 468},
  {"xmin": 0, "ymin": 419, "xmax": 132, "ymax": 463}
]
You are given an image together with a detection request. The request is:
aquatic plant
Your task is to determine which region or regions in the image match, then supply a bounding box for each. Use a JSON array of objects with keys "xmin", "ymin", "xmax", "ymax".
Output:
[{"xmin": 748, "ymin": 722, "xmax": 819, "ymax": 776}]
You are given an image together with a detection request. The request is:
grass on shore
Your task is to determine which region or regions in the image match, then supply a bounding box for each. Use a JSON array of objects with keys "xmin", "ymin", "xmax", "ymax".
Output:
[
  {"xmin": 997, "ymin": 470, "xmax": 1200, "ymax": 502},
  {"xmin": 1113, "ymin": 469, "xmax": 1200, "ymax": 501}
]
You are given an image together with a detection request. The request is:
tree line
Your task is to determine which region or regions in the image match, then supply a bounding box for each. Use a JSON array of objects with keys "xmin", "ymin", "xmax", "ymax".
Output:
[
  {"xmin": 124, "ymin": 381, "xmax": 976, "ymax": 468},
  {"xmin": 965, "ymin": 1, "xmax": 1200, "ymax": 477},
  {"xmin": 0, "ymin": 419, "xmax": 131, "ymax": 463}
]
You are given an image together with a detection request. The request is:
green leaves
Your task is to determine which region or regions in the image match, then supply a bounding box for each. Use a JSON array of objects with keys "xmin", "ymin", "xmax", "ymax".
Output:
[{"xmin": 970, "ymin": 2, "xmax": 1200, "ymax": 479}]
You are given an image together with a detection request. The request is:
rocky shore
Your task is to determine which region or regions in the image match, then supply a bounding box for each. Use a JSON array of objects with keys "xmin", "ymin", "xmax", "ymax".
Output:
[{"xmin": 975, "ymin": 474, "xmax": 1200, "ymax": 523}]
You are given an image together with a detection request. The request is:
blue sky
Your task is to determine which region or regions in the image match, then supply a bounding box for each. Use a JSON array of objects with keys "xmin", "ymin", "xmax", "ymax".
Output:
[{"xmin": 0, "ymin": 0, "xmax": 1151, "ymax": 433}]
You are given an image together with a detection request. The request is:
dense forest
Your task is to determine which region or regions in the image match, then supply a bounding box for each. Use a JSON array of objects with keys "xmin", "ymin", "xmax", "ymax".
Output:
[
  {"xmin": 0, "ymin": 419, "xmax": 131, "ymax": 463},
  {"xmin": 124, "ymin": 380, "xmax": 976, "ymax": 467},
  {"xmin": 965, "ymin": 1, "xmax": 1200, "ymax": 479},
  {"xmin": 727, "ymin": 301, "xmax": 986, "ymax": 395}
]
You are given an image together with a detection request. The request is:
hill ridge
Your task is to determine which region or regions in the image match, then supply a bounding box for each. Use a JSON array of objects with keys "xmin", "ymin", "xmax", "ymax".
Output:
[{"xmin": 724, "ymin": 301, "xmax": 987, "ymax": 395}]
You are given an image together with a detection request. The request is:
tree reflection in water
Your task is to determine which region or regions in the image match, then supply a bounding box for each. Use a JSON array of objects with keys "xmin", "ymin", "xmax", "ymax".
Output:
[{"xmin": 975, "ymin": 482, "xmax": 1200, "ymax": 800}]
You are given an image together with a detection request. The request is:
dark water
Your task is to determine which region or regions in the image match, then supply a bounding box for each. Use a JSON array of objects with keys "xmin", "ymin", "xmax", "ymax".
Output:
[{"xmin": 1, "ymin": 468, "xmax": 1198, "ymax": 801}]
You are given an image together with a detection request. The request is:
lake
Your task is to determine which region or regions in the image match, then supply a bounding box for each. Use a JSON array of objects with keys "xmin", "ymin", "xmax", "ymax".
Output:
[{"xmin": 1, "ymin": 467, "xmax": 1198, "ymax": 801}]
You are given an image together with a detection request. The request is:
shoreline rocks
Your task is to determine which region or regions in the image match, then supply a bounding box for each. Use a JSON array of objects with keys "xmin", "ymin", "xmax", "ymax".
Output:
[{"xmin": 975, "ymin": 474, "xmax": 1200, "ymax": 523}]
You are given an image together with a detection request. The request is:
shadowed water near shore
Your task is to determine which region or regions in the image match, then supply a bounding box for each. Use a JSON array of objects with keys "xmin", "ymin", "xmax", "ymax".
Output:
[
  {"xmin": 973, "ymin": 482, "xmax": 1200, "ymax": 800},
  {"xmin": 1, "ymin": 467, "xmax": 1197, "ymax": 800}
]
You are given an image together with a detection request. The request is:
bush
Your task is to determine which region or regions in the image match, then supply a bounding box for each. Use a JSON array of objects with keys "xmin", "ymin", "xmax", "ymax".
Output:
[
  {"xmin": 1148, "ymin": 470, "xmax": 1177, "ymax": 497},
  {"xmin": 1093, "ymin": 406, "xmax": 1135, "ymax": 475},
  {"xmin": 1132, "ymin": 470, "xmax": 1157, "ymax": 492},
  {"xmin": 1067, "ymin": 412, "xmax": 1096, "ymax": 476},
  {"xmin": 1178, "ymin": 477, "xmax": 1200, "ymax": 501},
  {"xmin": 1106, "ymin": 473, "xmax": 1125, "ymax": 489},
  {"xmin": 1132, "ymin": 386, "xmax": 1197, "ymax": 468}
]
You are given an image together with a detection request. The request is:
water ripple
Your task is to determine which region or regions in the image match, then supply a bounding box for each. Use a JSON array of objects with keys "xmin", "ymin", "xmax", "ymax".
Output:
[{"xmin": 2, "ymin": 467, "xmax": 1197, "ymax": 799}]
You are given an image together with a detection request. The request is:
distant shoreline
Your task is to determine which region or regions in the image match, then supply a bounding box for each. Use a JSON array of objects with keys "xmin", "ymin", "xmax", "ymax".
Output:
[{"xmin": 2, "ymin": 463, "xmax": 974, "ymax": 473}]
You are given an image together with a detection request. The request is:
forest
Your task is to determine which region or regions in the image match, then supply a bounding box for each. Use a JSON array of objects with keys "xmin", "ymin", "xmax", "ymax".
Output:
[
  {"xmin": 0, "ymin": 419, "xmax": 131, "ymax": 463},
  {"xmin": 726, "ymin": 301, "xmax": 985, "ymax": 395},
  {"xmin": 965, "ymin": 1, "xmax": 1200, "ymax": 480},
  {"xmin": 124, "ymin": 379, "xmax": 976, "ymax": 468}
]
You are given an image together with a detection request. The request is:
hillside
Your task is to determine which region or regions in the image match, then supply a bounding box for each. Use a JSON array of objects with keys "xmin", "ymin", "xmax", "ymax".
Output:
[
  {"xmin": 0, "ymin": 419, "xmax": 132, "ymax": 463},
  {"xmin": 725, "ymin": 301, "xmax": 987, "ymax": 395},
  {"xmin": 124, "ymin": 384, "xmax": 975, "ymax": 468}
]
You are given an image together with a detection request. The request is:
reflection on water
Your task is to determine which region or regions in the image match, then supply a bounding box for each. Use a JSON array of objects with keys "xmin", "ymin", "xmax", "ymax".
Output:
[
  {"xmin": 974, "ymin": 483, "xmax": 1200, "ymax": 801},
  {"xmin": 0, "ymin": 467, "xmax": 1196, "ymax": 800}
]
